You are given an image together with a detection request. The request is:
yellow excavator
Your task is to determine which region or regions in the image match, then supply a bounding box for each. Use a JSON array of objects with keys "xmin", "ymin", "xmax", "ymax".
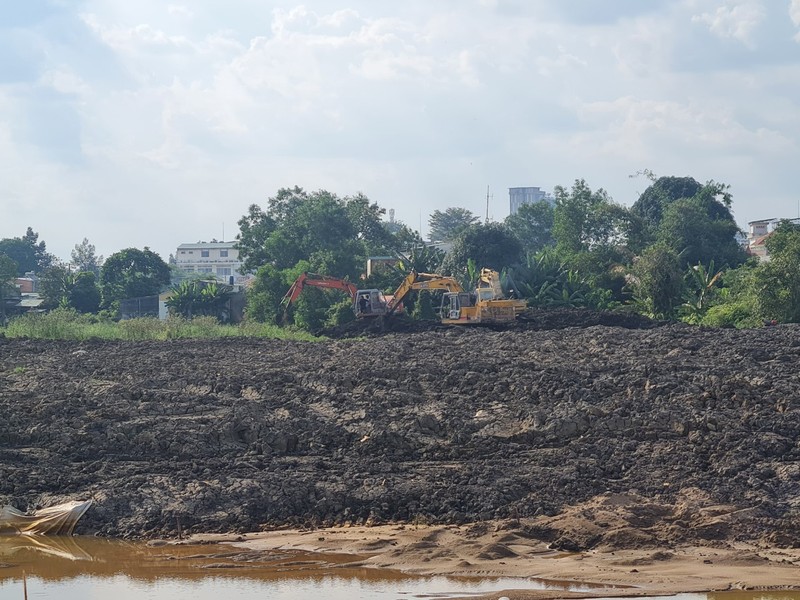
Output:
[{"xmin": 355, "ymin": 268, "xmax": 526, "ymax": 325}]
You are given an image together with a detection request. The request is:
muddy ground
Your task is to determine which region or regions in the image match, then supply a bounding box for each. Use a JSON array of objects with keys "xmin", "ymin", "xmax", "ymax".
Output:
[{"xmin": 1, "ymin": 309, "xmax": 799, "ymax": 552}]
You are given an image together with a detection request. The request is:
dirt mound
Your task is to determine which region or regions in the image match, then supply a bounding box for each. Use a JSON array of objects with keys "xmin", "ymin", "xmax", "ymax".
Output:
[
  {"xmin": 1, "ymin": 322, "xmax": 799, "ymax": 545},
  {"xmin": 319, "ymin": 308, "xmax": 663, "ymax": 339}
]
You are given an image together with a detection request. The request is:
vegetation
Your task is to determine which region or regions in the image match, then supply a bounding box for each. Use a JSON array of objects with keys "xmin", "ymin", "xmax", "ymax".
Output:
[
  {"xmin": 8, "ymin": 173, "xmax": 800, "ymax": 333},
  {"xmin": 0, "ymin": 308, "xmax": 319, "ymax": 342}
]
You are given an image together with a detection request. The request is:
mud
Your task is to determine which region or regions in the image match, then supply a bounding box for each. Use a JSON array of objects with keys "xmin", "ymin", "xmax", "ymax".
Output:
[{"xmin": 1, "ymin": 310, "xmax": 799, "ymax": 550}]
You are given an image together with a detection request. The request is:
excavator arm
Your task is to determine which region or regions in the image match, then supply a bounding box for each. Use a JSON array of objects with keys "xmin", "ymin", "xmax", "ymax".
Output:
[
  {"xmin": 386, "ymin": 271, "xmax": 463, "ymax": 315},
  {"xmin": 281, "ymin": 273, "xmax": 359, "ymax": 311}
]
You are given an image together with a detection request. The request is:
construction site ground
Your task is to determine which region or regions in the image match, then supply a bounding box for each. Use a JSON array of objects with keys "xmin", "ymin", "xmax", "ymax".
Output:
[{"xmin": 1, "ymin": 308, "xmax": 799, "ymax": 593}]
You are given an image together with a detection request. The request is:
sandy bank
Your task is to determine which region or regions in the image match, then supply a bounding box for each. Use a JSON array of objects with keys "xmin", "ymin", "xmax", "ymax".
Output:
[{"xmin": 191, "ymin": 520, "xmax": 800, "ymax": 600}]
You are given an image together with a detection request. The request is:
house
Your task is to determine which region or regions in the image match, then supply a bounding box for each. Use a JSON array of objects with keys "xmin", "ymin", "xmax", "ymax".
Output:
[
  {"xmin": 174, "ymin": 241, "xmax": 247, "ymax": 284},
  {"xmin": 745, "ymin": 218, "xmax": 800, "ymax": 261}
]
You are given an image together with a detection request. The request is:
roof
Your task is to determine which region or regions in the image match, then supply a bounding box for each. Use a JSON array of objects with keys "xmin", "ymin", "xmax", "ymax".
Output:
[
  {"xmin": 177, "ymin": 242, "xmax": 237, "ymax": 249},
  {"xmin": 18, "ymin": 295, "xmax": 44, "ymax": 308}
]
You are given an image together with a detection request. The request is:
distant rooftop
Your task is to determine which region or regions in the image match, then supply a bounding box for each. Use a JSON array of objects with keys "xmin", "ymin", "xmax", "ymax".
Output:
[{"xmin": 177, "ymin": 241, "xmax": 237, "ymax": 249}]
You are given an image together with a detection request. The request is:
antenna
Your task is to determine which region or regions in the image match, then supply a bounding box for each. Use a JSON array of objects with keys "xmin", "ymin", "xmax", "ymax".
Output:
[
  {"xmin": 485, "ymin": 185, "xmax": 493, "ymax": 223},
  {"xmin": 222, "ymin": 222, "xmax": 225, "ymax": 242}
]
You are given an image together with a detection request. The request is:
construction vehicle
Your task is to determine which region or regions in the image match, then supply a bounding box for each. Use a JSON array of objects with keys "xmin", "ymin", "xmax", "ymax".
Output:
[
  {"xmin": 281, "ymin": 273, "xmax": 392, "ymax": 320},
  {"xmin": 355, "ymin": 268, "xmax": 526, "ymax": 325}
]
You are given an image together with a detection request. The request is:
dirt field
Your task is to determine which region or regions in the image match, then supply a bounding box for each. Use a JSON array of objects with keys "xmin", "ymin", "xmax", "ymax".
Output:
[{"xmin": 1, "ymin": 309, "xmax": 799, "ymax": 558}]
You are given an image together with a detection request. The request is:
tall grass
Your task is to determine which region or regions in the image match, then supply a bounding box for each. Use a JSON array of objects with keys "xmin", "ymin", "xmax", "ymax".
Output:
[{"xmin": 0, "ymin": 309, "xmax": 320, "ymax": 342}]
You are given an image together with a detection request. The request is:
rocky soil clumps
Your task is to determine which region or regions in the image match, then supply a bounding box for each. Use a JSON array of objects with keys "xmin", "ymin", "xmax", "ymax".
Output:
[{"xmin": 1, "ymin": 313, "xmax": 799, "ymax": 548}]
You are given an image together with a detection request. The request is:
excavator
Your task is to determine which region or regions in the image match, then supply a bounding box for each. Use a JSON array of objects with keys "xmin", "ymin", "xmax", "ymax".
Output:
[
  {"xmin": 281, "ymin": 273, "xmax": 394, "ymax": 320},
  {"xmin": 355, "ymin": 268, "xmax": 527, "ymax": 325}
]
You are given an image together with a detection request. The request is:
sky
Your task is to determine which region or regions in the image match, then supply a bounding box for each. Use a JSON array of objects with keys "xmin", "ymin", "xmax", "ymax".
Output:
[{"xmin": 2, "ymin": 0, "xmax": 800, "ymax": 263}]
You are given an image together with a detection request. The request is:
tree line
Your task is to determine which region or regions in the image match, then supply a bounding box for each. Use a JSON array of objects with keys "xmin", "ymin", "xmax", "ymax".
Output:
[{"xmin": 2, "ymin": 174, "xmax": 797, "ymax": 329}]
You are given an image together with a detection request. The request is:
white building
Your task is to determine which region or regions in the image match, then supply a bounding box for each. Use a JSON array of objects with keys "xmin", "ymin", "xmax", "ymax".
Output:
[
  {"xmin": 174, "ymin": 241, "xmax": 247, "ymax": 284},
  {"xmin": 509, "ymin": 186, "xmax": 555, "ymax": 215}
]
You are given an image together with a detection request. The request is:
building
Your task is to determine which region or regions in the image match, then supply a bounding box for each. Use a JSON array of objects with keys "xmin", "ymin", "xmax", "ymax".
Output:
[
  {"xmin": 745, "ymin": 218, "xmax": 800, "ymax": 261},
  {"xmin": 174, "ymin": 241, "xmax": 247, "ymax": 284},
  {"xmin": 509, "ymin": 187, "xmax": 555, "ymax": 215}
]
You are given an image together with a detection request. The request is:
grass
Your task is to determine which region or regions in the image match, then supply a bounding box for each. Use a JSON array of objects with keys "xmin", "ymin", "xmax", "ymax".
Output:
[{"xmin": 0, "ymin": 309, "xmax": 321, "ymax": 342}]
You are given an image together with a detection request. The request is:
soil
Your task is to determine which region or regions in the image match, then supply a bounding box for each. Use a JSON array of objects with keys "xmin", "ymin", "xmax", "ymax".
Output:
[{"xmin": 1, "ymin": 308, "xmax": 800, "ymax": 560}]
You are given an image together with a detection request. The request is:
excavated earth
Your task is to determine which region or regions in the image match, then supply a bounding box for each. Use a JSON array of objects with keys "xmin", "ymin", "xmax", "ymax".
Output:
[{"xmin": 1, "ymin": 309, "xmax": 799, "ymax": 551}]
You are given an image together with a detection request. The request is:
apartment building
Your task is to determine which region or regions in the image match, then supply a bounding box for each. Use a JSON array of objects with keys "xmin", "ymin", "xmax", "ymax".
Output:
[{"xmin": 174, "ymin": 241, "xmax": 246, "ymax": 284}]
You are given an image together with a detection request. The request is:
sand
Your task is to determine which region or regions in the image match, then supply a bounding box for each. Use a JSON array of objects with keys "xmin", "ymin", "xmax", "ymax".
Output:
[{"xmin": 191, "ymin": 520, "xmax": 800, "ymax": 600}]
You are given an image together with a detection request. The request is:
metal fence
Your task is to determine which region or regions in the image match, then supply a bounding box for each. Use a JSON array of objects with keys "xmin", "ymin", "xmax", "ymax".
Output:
[{"xmin": 119, "ymin": 295, "xmax": 160, "ymax": 320}]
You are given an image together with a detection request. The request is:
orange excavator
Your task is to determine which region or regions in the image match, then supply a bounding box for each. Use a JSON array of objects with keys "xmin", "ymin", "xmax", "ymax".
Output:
[{"xmin": 281, "ymin": 273, "xmax": 393, "ymax": 320}]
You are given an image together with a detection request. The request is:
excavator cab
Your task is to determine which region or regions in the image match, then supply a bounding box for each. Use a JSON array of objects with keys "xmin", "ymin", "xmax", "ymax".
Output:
[
  {"xmin": 353, "ymin": 289, "xmax": 388, "ymax": 317},
  {"xmin": 441, "ymin": 291, "xmax": 474, "ymax": 320}
]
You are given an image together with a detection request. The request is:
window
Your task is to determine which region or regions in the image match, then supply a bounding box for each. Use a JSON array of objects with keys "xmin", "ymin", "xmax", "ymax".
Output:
[
  {"xmin": 201, "ymin": 250, "xmax": 210, "ymax": 258},
  {"xmin": 199, "ymin": 267, "xmax": 213, "ymax": 273},
  {"xmin": 220, "ymin": 250, "xmax": 228, "ymax": 257},
  {"xmin": 217, "ymin": 267, "xmax": 232, "ymax": 277}
]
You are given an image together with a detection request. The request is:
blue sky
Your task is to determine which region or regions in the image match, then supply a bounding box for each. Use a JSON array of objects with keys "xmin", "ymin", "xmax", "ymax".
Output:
[{"xmin": 2, "ymin": 0, "xmax": 800, "ymax": 262}]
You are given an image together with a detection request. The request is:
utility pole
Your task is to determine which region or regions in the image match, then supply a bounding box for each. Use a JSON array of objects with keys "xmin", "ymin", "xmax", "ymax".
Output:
[{"xmin": 485, "ymin": 185, "xmax": 493, "ymax": 223}]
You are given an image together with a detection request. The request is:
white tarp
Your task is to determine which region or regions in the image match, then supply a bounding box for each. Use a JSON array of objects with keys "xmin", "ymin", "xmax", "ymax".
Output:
[{"xmin": 0, "ymin": 500, "xmax": 92, "ymax": 535}]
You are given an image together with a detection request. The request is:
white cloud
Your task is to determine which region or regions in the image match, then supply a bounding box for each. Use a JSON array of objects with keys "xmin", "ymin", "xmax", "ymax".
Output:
[
  {"xmin": 2, "ymin": 1, "xmax": 800, "ymax": 259},
  {"xmin": 791, "ymin": 0, "xmax": 800, "ymax": 40},
  {"xmin": 167, "ymin": 5, "xmax": 193, "ymax": 18},
  {"xmin": 692, "ymin": 1, "xmax": 766, "ymax": 47}
]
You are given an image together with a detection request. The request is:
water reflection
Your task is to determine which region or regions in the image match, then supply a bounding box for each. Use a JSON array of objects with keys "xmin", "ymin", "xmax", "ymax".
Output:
[{"xmin": 0, "ymin": 535, "xmax": 609, "ymax": 600}]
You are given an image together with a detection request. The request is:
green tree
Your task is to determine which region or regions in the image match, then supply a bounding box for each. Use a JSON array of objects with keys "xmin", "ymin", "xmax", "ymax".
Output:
[
  {"xmin": 39, "ymin": 263, "xmax": 74, "ymax": 309},
  {"xmin": 0, "ymin": 254, "xmax": 18, "ymax": 323},
  {"xmin": 69, "ymin": 272, "xmax": 102, "ymax": 313},
  {"xmin": 551, "ymin": 180, "xmax": 641, "ymax": 302},
  {"xmin": 754, "ymin": 221, "xmax": 800, "ymax": 323},
  {"xmin": 236, "ymin": 203, "xmax": 277, "ymax": 273},
  {"xmin": 628, "ymin": 244, "xmax": 684, "ymax": 319},
  {"xmin": 71, "ymin": 238, "xmax": 104, "ymax": 275},
  {"xmin": 99, "ymin": 248, "xmax": 171, "ymax": 308},
  {"xmin": 345, "ymin": 192, "xmax": 396, "ymax": 254},
  {"xmin": 440, "ymin": 222, "xmax": 523, "ymax": 279},
  {"xmin": 553, "ymin": 180, "xmax": 637, "ymax": 255},
  {"xmin": 428, "ymin": 208, "xmax": 479, "ymax": 242},
  {"xmin": 236, "ymin": 187, "xmax": 363, "ymax": 279},
  {"xmin": 680, "ymin": 261, "xmax": 723, "ymax": 324},
  {"xmin": 505, "ymin": 201, "xmax": 554, "ymax": 257},
  {"xmin": 0, "ymin": 227, "xmax": 53, "ymax": 275},
  {"xmin": 631, "ymin": 176, "xmax": 703, "ymax": 232},
  {"xmin": 245, "ymin": 264, "xmax": 286, "ymax": 324},
  {"xmin": 657, "ymin": 195, "xmax": 745, "ymax": 268},
  {"xmin": 167, "ymin": 280, "xmax": 233, "ymax": 321}
]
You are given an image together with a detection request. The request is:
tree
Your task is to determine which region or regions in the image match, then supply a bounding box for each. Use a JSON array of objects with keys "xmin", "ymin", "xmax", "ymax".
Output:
[
  {"xmin": 628, "ymin": 244, "xmax": 684, "ymax": 319},
  {"xmin": 236, "ymin": 204, "xmax": 277, "ymax": 273},
  {"xmin": 166, "ymin": 280, "xmax": 233, "ymax": 321},
  {"xmin": 754, "ymin": 221, "xmax": 800, "ymax": 323},
  {"xmin": 71, "ymin": 238, "xmax": 104, "ymax": 275},
  {"xmin": 39, "ymin": 263, "xmax": 74, "ymax": 309},
  {"xmin": 99, "ymin": 248, "xmax": 171, "ymax": 308},
  {"xmin": 657, "ymin": 195, "xmax": 745, "ymax": 268},
  {"xmin": 345, "ymin": 192, "xmax": 396, "ymax": 254},
  {"xmin": 440, "ymin": 222, "xmax": 523, "ymax": 278},
  {"xmin": 236, "ymin": 187, "xmax": 363, "ymax": 279},
  {"xmin": 551, "ymin": 180, "xmax": 641, "ymax": 302},
  {"xmin": 553, "ymin": 180, "xmax": 636, "ymax": 255},
  {"xmin": 0, "ymin": 254, "xmax": 18, "ymax": 323},
  {"xmin": 631, "ymin": 176, "xmax": 703, "ymax": 232},
  {"xmin": 505, "ymin": 201, "xmax": 554, "ymax": 256},
  {"xmin": 0, "ymin": 227, "xmax": 53, "ymax": 275},
  {"xmin": 428, "ymin": 208, "xmax": 479, "ymax": 242},
  {"xmin": 69, "ymin": 272, "xmax": 102, "ymax": 313}
]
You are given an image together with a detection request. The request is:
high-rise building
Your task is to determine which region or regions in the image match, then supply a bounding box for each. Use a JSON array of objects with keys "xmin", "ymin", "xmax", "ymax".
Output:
[{"xmin": 509, "ymin": 187, "xmax": 555, "ymax": 215}]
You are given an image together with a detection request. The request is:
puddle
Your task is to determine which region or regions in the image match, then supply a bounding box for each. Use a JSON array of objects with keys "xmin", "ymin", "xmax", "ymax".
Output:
[{"xmin": 0, "ymin": 535, "xmax": 614, "ymax": 599}]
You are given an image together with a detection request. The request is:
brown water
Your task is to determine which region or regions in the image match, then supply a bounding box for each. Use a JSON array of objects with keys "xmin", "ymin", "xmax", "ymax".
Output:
[
  {"xmin": 1, "ymin": 537, "xmax": 799, "ymax": 600},
  {"xmin": 0, "ymin": 535, "xmax": 609, "ymax": 599}
]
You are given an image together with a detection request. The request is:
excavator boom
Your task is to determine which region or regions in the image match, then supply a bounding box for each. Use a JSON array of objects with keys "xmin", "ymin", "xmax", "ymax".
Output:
[{"xmin": 281, "ymin": 273, "xmax": 359, "ymax": 311}]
